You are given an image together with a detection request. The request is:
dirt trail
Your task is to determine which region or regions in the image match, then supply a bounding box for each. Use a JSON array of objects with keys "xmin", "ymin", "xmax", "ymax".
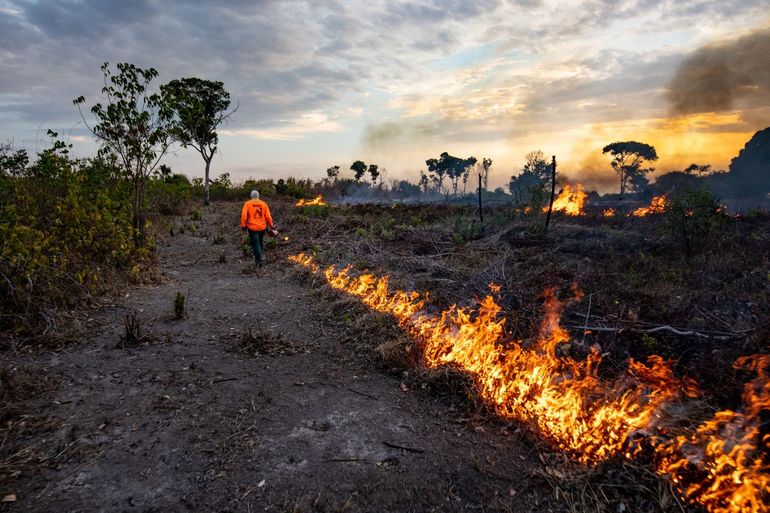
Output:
[{"xmin": 10, "ymin": 202, "xmax": 548, "ymax": 513}]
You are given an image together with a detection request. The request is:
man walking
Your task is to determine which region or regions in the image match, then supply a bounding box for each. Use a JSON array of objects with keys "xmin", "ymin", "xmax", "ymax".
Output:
[{"xmin": 240, "ymin": 190, "xmax": 275, "ymax": 267}]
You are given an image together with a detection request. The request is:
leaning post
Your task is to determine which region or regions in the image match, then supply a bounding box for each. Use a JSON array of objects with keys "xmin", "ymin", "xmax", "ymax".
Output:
[{"xmin": 545, "ymin": 155, "xmax": 557, "ymax": 231}]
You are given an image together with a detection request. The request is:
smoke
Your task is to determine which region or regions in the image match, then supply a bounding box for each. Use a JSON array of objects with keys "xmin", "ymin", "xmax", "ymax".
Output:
[
  {"xmin": 561, "ymin": 149, "xmax": 620, "ymax": 193},
  {"xmin": 668, "ymin": 26, "xmax": 770, "ymax": 115},
  {"xmin": 361, "ymin": 119, "xmax": 439, "ymax": 152}
]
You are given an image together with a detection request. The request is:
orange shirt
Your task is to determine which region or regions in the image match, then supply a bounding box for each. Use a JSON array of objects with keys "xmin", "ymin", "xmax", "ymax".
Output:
[{"xmin": 240, "ymin": 199, "xmax": 273, "ymax": 231}]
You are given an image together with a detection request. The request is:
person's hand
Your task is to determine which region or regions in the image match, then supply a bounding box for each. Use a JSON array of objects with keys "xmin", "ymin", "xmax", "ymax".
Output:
[{"xmin": 241, "ymin": 227, "xmax": 247, "ymax": 234}]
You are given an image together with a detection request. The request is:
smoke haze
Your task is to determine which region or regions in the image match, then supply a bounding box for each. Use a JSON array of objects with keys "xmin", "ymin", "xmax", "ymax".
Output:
[{"xmin": 668, "ymin": 26, "xmax": 770, "ymax": 115}]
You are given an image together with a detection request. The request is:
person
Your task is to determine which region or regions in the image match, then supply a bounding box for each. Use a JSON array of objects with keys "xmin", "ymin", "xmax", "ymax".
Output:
[{"xmin": 240, "ymin": 190, "xmax": 275, "ymax": 267}]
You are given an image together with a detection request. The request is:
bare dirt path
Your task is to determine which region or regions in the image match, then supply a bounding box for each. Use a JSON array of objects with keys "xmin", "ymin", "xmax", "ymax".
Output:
[{"xmin": 9, "ymin": 202, "xmax": 550, "ymax": 513}]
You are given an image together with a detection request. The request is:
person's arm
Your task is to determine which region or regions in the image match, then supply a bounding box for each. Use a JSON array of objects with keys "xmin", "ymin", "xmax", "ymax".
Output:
[
  {"xmin": 265, "ymin": 203, "xmax": 274, "ymax": 229},
  {"xmin": 240, "ymin": 203, "xmax": 249, "ymax": 232}
]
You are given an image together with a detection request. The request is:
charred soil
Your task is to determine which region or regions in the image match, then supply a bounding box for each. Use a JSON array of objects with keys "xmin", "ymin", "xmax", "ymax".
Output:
[
  {"xmin": 0, "ymin": 201, "xmax": 617, "ymax": 513},
  {"xmin": 2, "ymin": 199, "xmax": 766, "ymax": 513}
]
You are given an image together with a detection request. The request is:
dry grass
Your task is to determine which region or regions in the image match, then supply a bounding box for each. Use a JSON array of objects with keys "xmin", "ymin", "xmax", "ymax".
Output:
[
  {"xmin": 280, "ymin": 200, "xmax": 770, "ymax": 513},
  {"xmin": 229, "ymin": 321, "xmax": 297, "ymax": 357}
]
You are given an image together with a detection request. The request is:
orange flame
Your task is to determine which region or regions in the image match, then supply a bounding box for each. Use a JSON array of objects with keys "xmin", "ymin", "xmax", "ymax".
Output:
[
  {"xmin": 655, "ymin": 355, "xmax": 770, "ymax": 513},
  {"xmin": 602, "ymin": 208, "xmax": 616, "ymax": 217},
  {"xmin": 290, "ymin": 252, "xmax": 770, "ymax": 512},
  {"xmin": 295, "ymin": 195, "xmax": 326, "ymax": 207},
  {"xmin": 545, "ymin": 184, "xmax": 587, "ymax": 216},
  {"xmin": 632, "ymin": 195, "xmax": 667, "ymax": 216},
  {"xmin": 289, "ymin": 252, "xmax": 689, "ymax": 463}
]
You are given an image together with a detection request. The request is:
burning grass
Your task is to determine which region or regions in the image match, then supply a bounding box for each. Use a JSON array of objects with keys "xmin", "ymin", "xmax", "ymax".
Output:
[
  {"xmin": 289, "ymin": 251, "xmax": 770, "ymax": 513},
  {"xmin": 295, "ymin": 195, "xmax": 326, "ymax": 207},
  {"xmin": 547, "ymin": 184, "xmax": 587, "ymax": 216},
  {"xmin": 633, "ymin": 195, "xmax": 668, "ymax": 217}
]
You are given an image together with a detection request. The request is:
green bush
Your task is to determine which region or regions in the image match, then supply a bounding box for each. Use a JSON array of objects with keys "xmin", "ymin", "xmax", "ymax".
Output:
[
  {"xmin": 660, "ymin": 187, "xmax": 725, "ymax": 258},
  {"xmin": 147, "ymin": 173, "xmax": 192, "ymax": 215},
  {"xmin": 274, "ymin": 177, "xmax": 313, "ymax": 199},
  {"xmin": 0, "ymin": 141, "xmax": 140, "ymax": 342}
]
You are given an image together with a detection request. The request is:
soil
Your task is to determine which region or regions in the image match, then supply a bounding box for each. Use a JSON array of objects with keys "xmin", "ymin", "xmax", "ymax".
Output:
[{"xmin": 1, "ymin": 202, "xmax": 575, "ymax": 513}]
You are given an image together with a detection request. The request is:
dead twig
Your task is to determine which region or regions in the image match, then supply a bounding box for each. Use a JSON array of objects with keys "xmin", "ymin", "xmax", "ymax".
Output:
[
  {"xmin": 212, "ymin": 377, "xmax": 238, "ymax": 384},
  {"xmin": 383, "ymin": 441, "xmax": 425, "ymax": 454},
  {"xmin": 566, "ymin": 324, "xmax": 753, "ymax": 340},
  {"xmin": 344, "ymin": 386, "xmax": 378, "ymax": 400}
]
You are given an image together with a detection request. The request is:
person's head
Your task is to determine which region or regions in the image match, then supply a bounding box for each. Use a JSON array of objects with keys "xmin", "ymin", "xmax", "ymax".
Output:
[{"xmin": 250, "ymin": 190, "xmax": 260, "ymax": 200}]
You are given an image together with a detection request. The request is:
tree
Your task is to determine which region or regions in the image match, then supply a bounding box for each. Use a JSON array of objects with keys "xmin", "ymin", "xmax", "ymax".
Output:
[
  {"xmin": 508, "ymin": 150, "xmax": 551, "ymax": 206},
  {"xmin": 426, "ymin": 152, "xmax": 477, "ymax": 198},
  {"xmin": 684, "ymin": 163, "xmax": 712, "ymax": 175},
  {"xmin": 479, "ymin": 157, "xmax": 492, "ymax": 191},
  {"xmin": 418, "ymin": 172, "xmax": 430, "ymax": 194},
  {"xmin": 74, "ymin": 62, "xmax": 173, "ymax": 245},
  {"xmin": 351, "ymin": 160, "xmax": 367, "ymax": 182},
  {"xmin": 368, "ymin": 164, "xmax": 379, "ymax": 184},
  {"xmin": 602, "ymin": 141, "xmax": 658, "ymax": 199},
  {"xmin": 161, "ymin": 78, "xmax": 235, "ymax": 206},
  {"xmin": 326, "ymin": 165, "xmax": 340, "ymax": 183}
]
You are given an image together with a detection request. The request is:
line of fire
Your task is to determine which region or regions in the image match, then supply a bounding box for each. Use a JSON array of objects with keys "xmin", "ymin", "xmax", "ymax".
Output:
[{"xmin": 289, "ymin": 250, "xmax": 769, "ymax": 513}]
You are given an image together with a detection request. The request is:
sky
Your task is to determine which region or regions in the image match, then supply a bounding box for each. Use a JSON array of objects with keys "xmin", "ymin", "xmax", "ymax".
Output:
[{"xmin": 1, "ymin": 0, "xmax": 769, "ymax": 192}]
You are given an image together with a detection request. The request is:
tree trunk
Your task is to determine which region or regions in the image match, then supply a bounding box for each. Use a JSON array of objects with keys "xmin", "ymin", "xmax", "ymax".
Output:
[
  {"xmin": 477, "ymin": 171, "xmax": 484, "ymax": 225},
  {"xmin": 132, "ymin": 175, "xmax": 147, "ymax": 247},
  {"xmin": 619, "ymin": 170, "xmax": 625, "ymax": 200},
  {"xmin": 204, "ymin": 157, "xmax": 211, "ymax": 206}
]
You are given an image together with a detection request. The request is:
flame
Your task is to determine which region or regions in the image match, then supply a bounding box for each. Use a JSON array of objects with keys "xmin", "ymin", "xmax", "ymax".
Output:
[
  {"xmin": 546, "ymin": 184, "xmax": 587, "ymax": 216},
  {"xmin": 602, "ymin": 208, "xmax": 616, "ymax": 217},
  {"xmin": 289, "ymin": 252, "xmax": 770, "ymax": 512},
  {"xmin": 655, "ymin": 355, "xmax": 770, "ymax": 513},
  {"xmin": 289, "ymin": 252, "xmax": 690, "ymax": 463},
  {"xmin": 295, "ymin": 195, "xmax": 326, "ymax": 207},
  {"xmin": 632, "ymin": 195, "xmax": 667, "ymax": 217}
]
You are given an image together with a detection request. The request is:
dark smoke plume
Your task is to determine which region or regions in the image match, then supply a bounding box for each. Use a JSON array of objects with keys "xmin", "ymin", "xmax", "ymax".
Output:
[{"xmin": 668, "ymin": 26, "xmax": 770, "ymax": 115}]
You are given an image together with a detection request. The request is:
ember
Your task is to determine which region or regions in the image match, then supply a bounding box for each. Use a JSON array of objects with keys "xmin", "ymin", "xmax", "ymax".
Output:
[
  {"xmin": 602, "ymin": 208, "xmax": 616, "ymax": 217},
  {"xmin": 545, "ymin": 184, "xmax": 587, "ymax": 216},
  {"xmin": 295, "ymin": 195, "xmax": 326, "ymax": 207}
]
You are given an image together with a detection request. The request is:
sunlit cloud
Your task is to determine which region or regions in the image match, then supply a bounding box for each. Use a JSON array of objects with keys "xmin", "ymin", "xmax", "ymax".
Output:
[
  {"xmin": 221, "ymin": 112, "xmax": 344, "ymax": 141},
  {"xmin": 0, "ymin": 0, "xmax": 769, "ymax": 187}
]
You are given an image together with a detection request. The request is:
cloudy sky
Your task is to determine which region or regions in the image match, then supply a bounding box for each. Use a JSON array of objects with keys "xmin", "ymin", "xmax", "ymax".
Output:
[{"xmin": 1, "ymin": 0, "xmax": 769, "ymax": 191}]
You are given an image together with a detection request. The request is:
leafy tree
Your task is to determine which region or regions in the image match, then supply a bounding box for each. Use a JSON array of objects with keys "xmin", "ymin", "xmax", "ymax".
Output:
[
  {"xmin": 326, "ymin": 165, "xmax": 340, "ymax": 183},
  {"xmin": 426, "ymin": 152, "xmax": 477, "ymax": 197},
  {"xmin": 161, "ymin": 77, "xmax": 235, "ymax": 206},
  {"xmin": 0, "ymin": 144, "xmax": 29, "ymax": 178},
  {"xmin": 508, "ymin": 150, "xmax": 551, "ymax": 206},
  {"xmin": 684, "ymin": 163, "xmax": 712, "ymax": 175},
  {"xmin": 602, "ymin": 141, "xmax": 658, "ymax": 198},
  {"xmin": 393, "ymin": 179, "xmax": 421, "ymax": 197},
  {"xmin": 351, "ymin": 160, "xmax": 367, "ymax": 182},
  {"xmin": 418, "ymin": 172, "xmax": 430, "ymax": 194},
  {"xmin": 156, "ymin": 163, "xmax": 172, "ymax": 179},
  {"xmin": 74, "ymin": 62, "xmax": 173, "ymax": 245},
  {"xmin": 368, "ymin": 164, "xmax": 380, "ymax": 184}
]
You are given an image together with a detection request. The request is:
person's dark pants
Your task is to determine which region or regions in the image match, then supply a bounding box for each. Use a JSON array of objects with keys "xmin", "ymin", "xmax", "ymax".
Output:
[{"xmin": 248, "ymin": 229, "xmax": 266, "ymax": 265}]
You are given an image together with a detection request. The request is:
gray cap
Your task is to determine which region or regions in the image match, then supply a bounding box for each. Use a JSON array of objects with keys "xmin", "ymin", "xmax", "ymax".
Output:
[{"xmin": 250, "ymin": 190, "xmax": 260, "ymax": 199}]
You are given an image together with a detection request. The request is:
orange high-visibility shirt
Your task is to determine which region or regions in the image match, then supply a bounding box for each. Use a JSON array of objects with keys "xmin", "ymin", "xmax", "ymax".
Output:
[{"xmin": 240, "ymin": 199, "xmax": 273, "ymax": 231}]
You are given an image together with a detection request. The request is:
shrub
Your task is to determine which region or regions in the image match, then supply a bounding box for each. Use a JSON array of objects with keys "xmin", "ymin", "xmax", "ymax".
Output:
[
  {"xmin": 174, "ymin": 291, "xmax": 186, "ymax": 319},
  {"xmin": 0, "ymin": 140, "xmax": 140, "ymax": 342},
  {"xmin": 147, "ymin": 174, "xmax": 192, "ymax": 215},
  {"xmin": 660, "ymin": 187, "xmax": 725, "ymax": 258}
]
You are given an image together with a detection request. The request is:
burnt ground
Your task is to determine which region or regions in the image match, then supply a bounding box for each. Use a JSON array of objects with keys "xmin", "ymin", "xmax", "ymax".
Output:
[{"xmin": 0, "ymin": 201, "xmax": 600, "ymax": 513}]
